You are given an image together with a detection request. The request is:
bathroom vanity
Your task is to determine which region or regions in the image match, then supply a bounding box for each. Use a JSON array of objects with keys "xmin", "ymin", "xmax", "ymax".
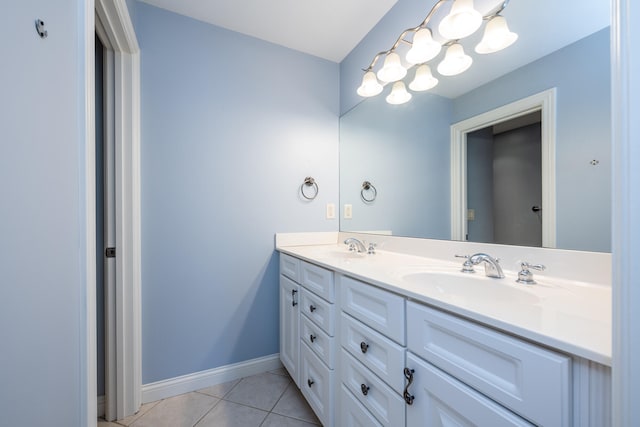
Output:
[{"xmin": 276, "ymin": 232, "xmax": 611, "ymax": 427}]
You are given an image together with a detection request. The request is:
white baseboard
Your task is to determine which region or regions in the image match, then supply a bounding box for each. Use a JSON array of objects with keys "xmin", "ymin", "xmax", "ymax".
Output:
[{"xmin": 142, "ymin": 353, "xmax": 282, "ymax": 403}]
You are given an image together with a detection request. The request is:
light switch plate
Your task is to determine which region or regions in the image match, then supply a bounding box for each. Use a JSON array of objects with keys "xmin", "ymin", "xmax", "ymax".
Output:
[
  {"xmin": 344, "ymin": 204, "xmax": 353, "ymax": 219},
  {"xmin": 326, "ymin": 203, "xmax": 336, "ymax": 219}
]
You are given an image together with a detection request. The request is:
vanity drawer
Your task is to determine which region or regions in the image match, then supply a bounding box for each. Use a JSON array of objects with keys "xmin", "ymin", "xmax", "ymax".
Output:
[
  {"xmin": 339, "ymin": 384, "xmax": 383, "ymax": 427},
  {"xmin": 407, "ymin": 301, "xmax": 571, "ymax": 427},
  {"xmin": 406, "ymin": 352, "xmax": 533, "ymax": 427},
  {"xmin": 340, "ymin": 350, "xmax": 405, "ymax": 427},
  {"xmin": 301, "ymin": 260, "xmax": 335, "ymax": 302},
  {"xmin": 340, "ymin": 276, "xmax": 405, "ymax": 345},
  {"xmin": 280, "ymin": 253, "xmax": 300, "ymax": 282},
  {"xmin": 301, "ymin": 313, "xmax": 335, "ymax": 369},
  {"xmin": 300, "ymin": 288, "xmax": 335, "ymax": 336},
  {"xmin": 341, "ymin": 313, "xmax": 405, "ymax": 394},
  {"xmin": 301, "ymin": 342, "xmax": 334, "ymax": 426}
]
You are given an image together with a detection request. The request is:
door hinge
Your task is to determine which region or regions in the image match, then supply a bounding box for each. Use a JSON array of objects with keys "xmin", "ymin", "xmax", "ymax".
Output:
[{"xmin": 105, "ymin": 247, "xmax": 116, "ymax": 258}]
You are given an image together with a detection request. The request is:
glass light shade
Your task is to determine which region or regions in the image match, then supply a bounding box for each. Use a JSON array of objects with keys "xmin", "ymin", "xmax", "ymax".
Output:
[
  {"xmin": 376, "ymin": 52, "xmax": 407, "ymax": 83},
  {"xmin": 409, "ymin": 65, "xmax": 439, "ymax": 91},
  {"xmin": 437, "ymin": 43, "xmax": 473, "ymax": 76},
  {"xmin": 406, "ymin": 28, "xmax": 442, "ymax": 65},
  {"xmin": 356, "ymin": 71, "xmax": 383, "ymax": 97},
  {"xmin": 386, "ymin": 81, "xmax": 412, "ymax": 105},
  {"xmin": 475, "ymin": 15, "xmax": 518, "ymax": 54},
  {"xmin": 438, "ymin": 0, "xmax": 482, "ymax": 40}
]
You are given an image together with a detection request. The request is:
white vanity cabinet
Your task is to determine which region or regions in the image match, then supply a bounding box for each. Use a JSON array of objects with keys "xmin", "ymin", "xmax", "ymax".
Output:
[
  {"xmin": 338, "ymin": 275, "xmax": 407, "ymax": 427},
  {"xmin": 279, "ymin": 253, "xmax": 336, "ymax": 426},
  {"xmin": 278, "ymin": 251, "xmax": 612, "ymax": 427}
]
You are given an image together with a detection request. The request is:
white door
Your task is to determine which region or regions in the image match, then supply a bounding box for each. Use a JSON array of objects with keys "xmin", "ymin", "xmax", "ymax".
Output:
[{"xmin": 280, "ymin": 276, "xmax": 300, "ymax": 387}]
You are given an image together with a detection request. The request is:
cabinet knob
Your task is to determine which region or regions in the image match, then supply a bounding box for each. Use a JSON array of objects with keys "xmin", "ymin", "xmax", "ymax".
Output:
[
  {"xmin": 360, "ymin": 341, "xmax": 369, "ymax": 354},
  {"xmin": 291, "ymin": 289, "xmax": 298, "ymax": 307},
  {"xmin": 310, "ymin": 334, "xmax": 316, "ymax": 343},
  {"xmin": 307, "ymin": 378, "xmax": 314, "ymax": 388},
  {"xmin": 360, "ymin": 383, "xmax": 370, "ymax": 396},
  {"xmin": 309, "ymin": 304, "xmax": 316, "ymax": 312}
]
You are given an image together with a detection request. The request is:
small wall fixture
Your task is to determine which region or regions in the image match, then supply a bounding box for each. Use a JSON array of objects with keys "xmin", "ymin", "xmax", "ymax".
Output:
[
  {"xmin": 300, "ymin": 177, "xmax": 319, "ymax": 200},
  {"xmin": 361, "ymin": 181, "xmax": 378, "ymax": 203},
  {"xmin": 357, "ymin": 0, "xmax": 517, "ymax": 105}
]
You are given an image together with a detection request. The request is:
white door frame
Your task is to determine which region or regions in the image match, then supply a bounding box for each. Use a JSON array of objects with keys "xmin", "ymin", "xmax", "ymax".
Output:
[
  {"xmin": 88, "ymin": 0, "xmax": 142, "ymax": 423},
  {"xmin": 450, "ymin": 88, "xmax": 557, "ymax": 248}
]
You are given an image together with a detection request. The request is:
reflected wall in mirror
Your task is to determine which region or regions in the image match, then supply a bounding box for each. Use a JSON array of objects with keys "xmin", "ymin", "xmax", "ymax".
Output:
[{"xmin": 339, "ymin": 1, "xmax": 611, "ymax": 253}]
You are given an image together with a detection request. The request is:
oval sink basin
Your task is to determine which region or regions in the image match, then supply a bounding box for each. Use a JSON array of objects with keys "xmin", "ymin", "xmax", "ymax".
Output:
[{"xmin": 401, "ymin": 271, "xmax": 539, "ymax": 305}]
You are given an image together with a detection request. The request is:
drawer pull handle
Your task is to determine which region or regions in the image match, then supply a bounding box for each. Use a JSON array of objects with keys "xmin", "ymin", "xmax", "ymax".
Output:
[
  {"xmin": 291, "ymin": 289, "xmax": 298, "ymax": 307},
  {"xmin": 403, "ymin": 368, "xmax": 415, "ymax": 405},
  {"xmin": 360, "ymin": 384, "xmax": 370, "ymax": 396},
  {"xmin": 309, "ymin": 304, "xmax": 316, "ymax": 312},
  {"xmin": 307, "ymin": 379, "xmax": 314, "ymax": 388},
  {"xmin": 310, "ymin": 334, "xmax": 316, "ymax": 343},
  {"xmin": 360, "ymin": 341, "xmax": 369, "ymax": 354}
]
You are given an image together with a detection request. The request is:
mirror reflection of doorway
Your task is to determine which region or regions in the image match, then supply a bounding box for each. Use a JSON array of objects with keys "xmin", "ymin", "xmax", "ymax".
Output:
[{"xmin": 466, "ymin": 112, "xmax": 542, "ymax": 247}]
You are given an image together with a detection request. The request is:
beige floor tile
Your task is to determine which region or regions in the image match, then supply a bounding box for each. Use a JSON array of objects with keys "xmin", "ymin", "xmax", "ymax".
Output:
[
  {"xmin": 195, "ymin": 400, "xmax": 268, "ymax": 427},
  {"xmin": 98, "ymin": 421, "xmax": 121, "ymax": 427},
  {"xmin": 272, "ymin": 383, "xmax": 320, "ymax": 424},
  {"xmin": 269, "ymin": 367, "xmax": 290, "ymax": 377},
  {"xmin": 224, "ymin": 372, "xmax": 291, "ymax": 411},
  {"xmin": 261, "ymin": 413, "xmax": 319, "ymax": 427},
  {"xmin": 130, "ymin": 392, "xmax": 219, "ymax": 427},
  {"xmin": 115, "ymin": 401, "xmax": 160, "ymax": 426},
  {"xmin": 196, "ymin": 379, "xmax": 240, "ymax": 398}
]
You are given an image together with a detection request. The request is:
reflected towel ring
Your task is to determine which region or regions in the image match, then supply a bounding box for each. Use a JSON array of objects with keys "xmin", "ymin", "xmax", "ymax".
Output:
[
  {"xmin": 301, "ymin": 177, "xmax": 319, "ymax": 200},
  {"xmin": 361, "ymin": 181, "xmax": 377, "ymax": 203}
]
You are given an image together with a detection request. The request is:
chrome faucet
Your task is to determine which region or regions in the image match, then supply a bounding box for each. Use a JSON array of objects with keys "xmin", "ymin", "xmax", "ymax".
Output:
[
  {"xmin": 456, "ymin": 253, "xmax": 505, "ymax": 278},
  {"xmin": 344, "ymin": 238, "xmax": 367, "ymax": 253}
]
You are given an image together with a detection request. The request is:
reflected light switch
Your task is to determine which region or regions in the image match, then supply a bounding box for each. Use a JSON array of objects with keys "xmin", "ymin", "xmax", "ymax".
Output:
[
  {"xmin": 344, "ymin": 204, "xmax": 353, "ymax": 219},
  {"xmin": 467, "ymin": 209, "xmax": 475, "ymax": 221}
]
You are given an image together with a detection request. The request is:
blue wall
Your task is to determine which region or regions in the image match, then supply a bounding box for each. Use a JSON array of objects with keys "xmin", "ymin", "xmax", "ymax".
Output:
[
  {"xmin": 132, "ymin": 2, "xmax": 340, "ymax": 383},
  {"xmin": 0, "ymin": 0, "xmax": 89, "ymax": 425},
  {"xmin": 340, "ymin": 92, "xmax": 451, "ymax": 238}
]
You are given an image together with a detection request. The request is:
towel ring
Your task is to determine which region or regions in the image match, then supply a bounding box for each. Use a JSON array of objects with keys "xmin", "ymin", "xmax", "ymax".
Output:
[
  {"xmin": 301, "ymin": 177, "xmax": 319, "ymax": 200},
  {"xmin": 361, "ymin": 181, "xmax": 377, "ymax": 203}
]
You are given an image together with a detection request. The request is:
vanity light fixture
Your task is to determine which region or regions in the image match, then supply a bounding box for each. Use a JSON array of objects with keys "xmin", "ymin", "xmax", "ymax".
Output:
[
  {"xmin": 357, "ymin": 0, "xmax": 517, "ymax": 105},
  {"xmin": 386, "ymin": 81, "xmax": 412, "ymax": 105},
  {"xmin": 437, "ymin": 43, "xmax": 473, "ymax": 76},
  {"xmin": 409, "ymin": 65, "xmax": 439, "ymax": 91}
]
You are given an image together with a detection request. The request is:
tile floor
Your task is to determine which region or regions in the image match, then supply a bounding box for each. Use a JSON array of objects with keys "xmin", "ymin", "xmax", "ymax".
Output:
[{"xmin": 98, "ymin": 368, "xmax": 321, "ymax": 427}]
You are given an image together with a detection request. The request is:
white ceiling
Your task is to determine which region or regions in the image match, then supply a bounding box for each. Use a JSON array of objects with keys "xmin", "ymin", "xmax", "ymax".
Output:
[{"xmin": 138, "ymin": 0, "xmax": 398, "ymax": 62}]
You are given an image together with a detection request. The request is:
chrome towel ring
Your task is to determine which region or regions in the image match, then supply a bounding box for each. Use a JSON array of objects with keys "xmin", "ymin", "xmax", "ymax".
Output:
[
  {"xmin": 361, "ymin": 181, "xmax": 377, "ymax": 203},
  {"xmin": 301, "ymin": 177, "xmax": 319, "ymax": 200}
]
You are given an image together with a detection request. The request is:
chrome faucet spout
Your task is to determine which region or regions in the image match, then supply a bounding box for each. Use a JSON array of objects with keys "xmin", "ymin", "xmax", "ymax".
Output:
[
  {"xmin": 344, "ymin": 238, "xmax": 367, "ymax": 253},
  {"xmin": 469, "ymin": 253, "xmax": 505, "ymax": 279}
]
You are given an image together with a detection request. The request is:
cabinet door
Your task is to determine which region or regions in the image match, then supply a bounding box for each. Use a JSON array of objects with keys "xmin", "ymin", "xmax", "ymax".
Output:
[
  {"xmin": 280, "ymin": 275, "xmax": 300, "ymax": 387},
  {"xmin": 406, "ymin": 353, "xmax": 534, "ymax": 427}
]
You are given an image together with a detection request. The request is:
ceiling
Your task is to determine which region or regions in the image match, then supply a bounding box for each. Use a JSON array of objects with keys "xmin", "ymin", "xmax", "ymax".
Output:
[{"xmin": 138, "ymin": 0, "xmax": 398, "ymax": 62}]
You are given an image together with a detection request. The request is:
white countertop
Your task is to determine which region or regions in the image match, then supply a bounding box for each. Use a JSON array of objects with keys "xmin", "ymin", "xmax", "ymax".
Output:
[{"xmin": 277, "ymin": 243, "xmax": 612, "ymax": 366}]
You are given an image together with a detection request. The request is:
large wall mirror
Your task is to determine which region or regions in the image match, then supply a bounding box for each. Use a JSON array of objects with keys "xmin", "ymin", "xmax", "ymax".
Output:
[{"xmin": 339, "ymin": 0, "xmax": 611, "ymax": 253}]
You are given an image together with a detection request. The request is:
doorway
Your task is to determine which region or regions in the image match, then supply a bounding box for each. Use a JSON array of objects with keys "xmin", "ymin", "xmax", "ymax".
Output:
[
  {"xmin": 94, "ymin": 0, "xmax": 142, "ymax": 421},
  {"xmin": 466, "ymin": 112, "xmax": 542, "ymax": 246},
  {"xmin": 450, "ymin": 88, "xmax": 557, "ymax": 248}
]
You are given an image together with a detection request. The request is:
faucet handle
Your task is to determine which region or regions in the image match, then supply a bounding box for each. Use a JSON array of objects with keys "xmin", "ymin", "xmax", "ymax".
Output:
[
  {"xmin": 516, "ymin": 262, "xmax": 546, "ymax": 285},
  {"xmin": 455, "ymin": 254, "xmax": 475, "ymax": 273},
  {"xmin": 367, "ymin": 243, "xmax": 377, "ymax": 255}
]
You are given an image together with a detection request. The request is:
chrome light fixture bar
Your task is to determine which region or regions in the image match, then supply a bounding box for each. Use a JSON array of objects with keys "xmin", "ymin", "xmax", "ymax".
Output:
[{"xmin": 357, "ymin": 0, "xmax": 517, "ymax": 105}]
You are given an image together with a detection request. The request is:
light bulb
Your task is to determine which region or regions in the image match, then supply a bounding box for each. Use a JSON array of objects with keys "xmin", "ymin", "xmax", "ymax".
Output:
[
  {"xmin": 386, "ymin": 81, "xmax": 412, "ymax": 105},
  {"xmin": 356, "ymin": 71, "xmax": 383, "ymax": 97},
  {"xmin": 438, "ymin": 0, "xmax": 482, "ymax": 40},
  {"xmin": 406, "ymin": 28, "xmax": 442, "ymax": 65},
  {"xmin": 475, "ymin": 15, "xmax": 518, "ymax": 54},
  {"xmin": 409, "ymin": 65, "xmax": 439, "ymax": 92},
  {"xmin": 376, "ymin": 52, "xmax": 407, "ymax": 83},
  {"xmin": 437, "ymin": 43, "xmax": 473, "ymax": 76}
]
